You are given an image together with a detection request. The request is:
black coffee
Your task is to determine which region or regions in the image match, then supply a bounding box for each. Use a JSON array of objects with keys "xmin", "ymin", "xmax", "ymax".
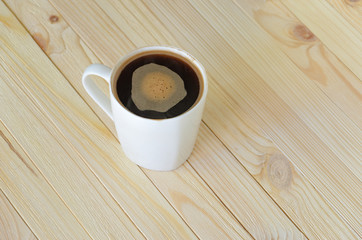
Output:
[{"xmin": 116, "ymin": 54, "xmax": 200, "ymax": 119}]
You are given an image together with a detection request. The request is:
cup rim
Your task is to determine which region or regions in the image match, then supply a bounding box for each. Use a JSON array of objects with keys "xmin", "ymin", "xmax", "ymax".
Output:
[{"xmin": 109, "ymin": 46, "xmax": 208, "ymax": 121}]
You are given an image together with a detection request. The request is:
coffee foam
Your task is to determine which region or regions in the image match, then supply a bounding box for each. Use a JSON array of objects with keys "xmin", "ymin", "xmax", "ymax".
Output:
[{"xmin": 131, "ymin": 63, "xmax": 186, "ymax": 112}]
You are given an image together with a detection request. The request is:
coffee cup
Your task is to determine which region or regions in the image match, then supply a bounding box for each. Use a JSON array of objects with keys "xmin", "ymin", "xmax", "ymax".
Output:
[{"xmin": 82, "ymin": 46, "xmax": 207, "ymax": 171}]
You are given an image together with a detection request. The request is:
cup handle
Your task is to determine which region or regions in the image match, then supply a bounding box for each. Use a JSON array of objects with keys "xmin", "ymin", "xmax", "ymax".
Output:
[{"xmin": 82, "ymin": 64, "xmax": 113, "ymax": 120}]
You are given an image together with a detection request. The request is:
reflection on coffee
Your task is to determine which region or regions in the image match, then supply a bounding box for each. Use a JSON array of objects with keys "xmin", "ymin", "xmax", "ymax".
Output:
[{"xmin": 116, "ymin": 54, "xmax": 200, "ymax": 119}]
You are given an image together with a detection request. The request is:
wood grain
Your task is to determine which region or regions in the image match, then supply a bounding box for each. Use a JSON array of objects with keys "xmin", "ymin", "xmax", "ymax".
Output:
[
  {"xmin": 187, "ymin": 0, "xmax": 360, "ymax": 176},
  {"xmin": 4, "ymin": 0, "xmax": 116, "ymax": 134},
  {"xmin": 136, "ymin": 0, "xmax": 360, "ymax": 237},
  {"xmin": 234, "ymin": 0, "xmax": 362, "ymax": 127},
  {"xmin": 0, "ymin": 2, "xmax": 193, "ymax": 239},
  {"xmin": 0, "ymin": 189, "xmax": 37, "ymax": 240},
  {"xmin": 0, "ymin": 54, "xmax": 144, "ymax": 240},
  {"xmin": 9, "ymin": 0, "xmax": 306, "ymax": 238},
  {"xmin": 50, "ymin": 0, "xmax": 134, "ymax": 65},
  {"xmin": 182, "ymin": 0, "xmax": 361, "ymax": 232},
  {"xmin": 46, "ymin": 1, "xmax": 309, "ymax": 239},
  {"xmin": 2, "ymin": 1, "xmax": 251, "ymax": 239},
  {"xmin": 5, "ymin": 0, "xmax": 300, "ymax": 238},
  {"xmin": 2, "ymin": 1, "xmax": 253, "ymax": 239},
  {"xmin": 281, "ymin": 0, "xmax": 362, "ymax": 80},
  {"xmin": 326, "ymin": 0, "xmax": 362, "ymax": 34},
  {"xmin": 44, "ymin": 0, "xmax": 360, "ymax": 238},
  {"xmin": 229, "ymin": 1, "xmax": 361, "ymax": 236},
  {"xmin": 188, "ymin": 125, "xmax": 307, "ymax": 239},
  {"xmin": 40, "ymin": 0, "xmax": 323, "ymax": 238},
  {"xmin": 204, "ymin": 83, "xmax": 358, "ymax": 239},
  {"xmin": 144, "ymin": 158, "xmax": 253, "ymax": 240},
  {"xmin": 0, "ymin": 121, "xmax": 90, "ymax": 240},
  {"xmin": 2, "ymin": 0, "xmax": 360, "ymax": 239}
]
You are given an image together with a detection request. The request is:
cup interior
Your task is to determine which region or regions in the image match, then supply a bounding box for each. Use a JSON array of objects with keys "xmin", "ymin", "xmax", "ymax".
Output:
[{"xmin": 110, "ymin": 46, "xmax": 207, "ymax": 119}]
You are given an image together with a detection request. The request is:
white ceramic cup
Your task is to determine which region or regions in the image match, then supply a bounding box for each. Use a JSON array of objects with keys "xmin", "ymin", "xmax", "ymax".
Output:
[{"xmin": 82, "ymin": 46, "xmax": 208, "ymax": 171}]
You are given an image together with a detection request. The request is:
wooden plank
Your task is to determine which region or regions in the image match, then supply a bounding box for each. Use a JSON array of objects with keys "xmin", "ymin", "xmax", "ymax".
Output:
[
  {"xmin": 51, "ymin": 0, "xmax": 134, "ymax": 65},
  {"xmin": 281, "ymin": 0, "xmax": 362, "ymax": 80},
  {"xmin": 3, "ymin": 0, "xmax": 116, "ymax": 134},
  {"xmin": 143, "ymin": 154, "xmax": 254, "ymax": 240},
  {"xmin": 234, "ymin": 0, "xmax": 362, "ymax": 128},
  {"xmin": 229, "ymin": 1, "xmax": 361, "ymax": 236},
  {"xmin": 186, "ymin": 0, "xmax": 360, "ymax": 177},
  {"xmin": 0, "ymin": 121, "xmax": 90, "ymax": 240},
  {"xmin": 0, "ymin": 2, "xmax": 191, "ymax": 239},
  {"xmin": 326, "ymin": 0, "xmax": 362, "ymax": 34},
  {"xmin": 204, "ymin": 84, "xmax": 358, "ymax": 239},
  {"xmin": 181, "ymin": 0, "xmax": 361, "ymax": 233},
  {"xmin": 0, "ymin": 53, "xmax": 144, "ymax": 239},
  {"xmin": 91, "ymin": 0, "xmax": 177, "ymax": 48},
  {"xmin": 45, "ymin": 0, "xmax": 308, "ymax": 239},
  {"xmin": 0, "ymin": 189, "xmax": 37, "ymax": 240},
  {"xmin": 46, "ymin": 0, "xmax": 362, "ymax": 237},
  {"xmin": 117, "ymin": 0, "xmax": 359, "ymax": 237},
  {"xmin": 146, "ymin": 126, "xmax": 307, "ymax": 239}
]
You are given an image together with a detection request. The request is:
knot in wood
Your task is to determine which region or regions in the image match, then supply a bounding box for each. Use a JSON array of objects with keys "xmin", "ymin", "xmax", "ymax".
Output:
[
  {"xmin": 293, "ymin": 24, "xmax": 316, "ymax": 42},
  {"xmin": 49, "ymin": 15, "xmax": 59, "ymax": 23},
  {"xmin": 267, "ymin": 153, "xmax": 292, "ymax": 189}
]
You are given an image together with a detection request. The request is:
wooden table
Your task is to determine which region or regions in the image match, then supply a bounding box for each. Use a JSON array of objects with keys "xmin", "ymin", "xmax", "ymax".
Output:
[{"xmin": 1, "ymin": 0, "xmax": 361, "ymax": 239}]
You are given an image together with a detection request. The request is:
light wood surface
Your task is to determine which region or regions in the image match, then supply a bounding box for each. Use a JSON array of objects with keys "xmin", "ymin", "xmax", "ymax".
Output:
[
  {"xmin": 282, "ymin": 0, "xmax": 362, "ymax": 80},
  {"xmin": 0, "ymin": 120, "xmax": 91, "ymax": 239},
  {"xmin": 1, "ymin": 0, "xmax": 361, "ymax": 239},
  {"xmin": 0, "ymin": 190, "xmax": 37, "ymax": 240}
]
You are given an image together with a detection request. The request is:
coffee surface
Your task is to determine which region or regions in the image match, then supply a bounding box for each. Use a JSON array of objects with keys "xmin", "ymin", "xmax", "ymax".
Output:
[
  {"xmin": 131, "ymin": 63, "xmax": 187, "ymax": 112},
  {"xmin": 116, "ymin": 54, "xmax": 200, "ymax": 119}
]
